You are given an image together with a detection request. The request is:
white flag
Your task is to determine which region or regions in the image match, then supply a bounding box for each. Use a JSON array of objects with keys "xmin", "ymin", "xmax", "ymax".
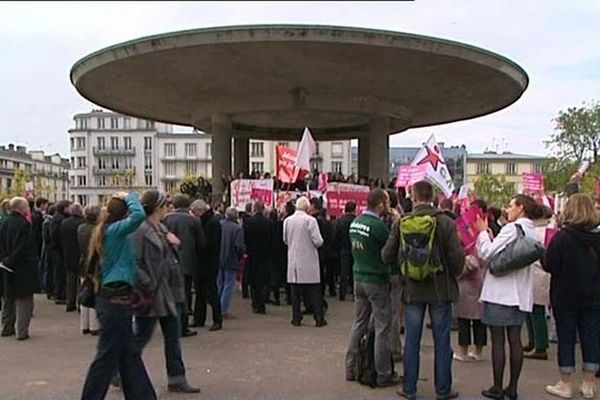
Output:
[
  {"xmin": 295, "ymin": 127, "xmax": 317, "ymax": 171},
  {"xmin": 410, "ymin": 134, "xmax": 455, "ymax": 196}
]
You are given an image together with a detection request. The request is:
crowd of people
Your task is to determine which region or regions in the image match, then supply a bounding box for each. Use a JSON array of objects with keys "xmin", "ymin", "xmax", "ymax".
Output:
[{"xmin": 0, "ymin": 170, "xmax": 599, "ymax": 399}]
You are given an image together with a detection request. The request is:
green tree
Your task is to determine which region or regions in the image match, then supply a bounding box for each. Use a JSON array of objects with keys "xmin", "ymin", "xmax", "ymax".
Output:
[
  {"xmin": 8, "ymin": 168, "xmax": 29, "ymax": 197},
  {"xmin": 545, "ymin": 100, "xmax": 600, "ymax": 163},
  {"xmin": 542, "ymin": 158, "xmax": 578, "ymax": 193},
  {"xmin": 473, "ymin": 173, "xmax": 515, "ymax": 207}
]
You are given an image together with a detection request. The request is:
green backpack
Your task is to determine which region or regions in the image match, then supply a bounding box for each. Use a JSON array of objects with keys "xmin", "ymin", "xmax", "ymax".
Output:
[{"xmin": 399, "ymin": 214, "xmax": 442, "ymax": 281}]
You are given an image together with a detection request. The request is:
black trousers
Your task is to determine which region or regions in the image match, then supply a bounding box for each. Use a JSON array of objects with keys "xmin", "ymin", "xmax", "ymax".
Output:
[
  {"xmin": 180, "ymin": 276, "xmax": 193, "ymax": 333},
  {"xmin": 51, "ymin": 249, "xmax": 65, "ymax": 300},
  {"xmin": 194, "ymin": 273, "xmax": 222, "ymax": 325},
  {"xmin": 250, "ymin": 264, "xmax": 268, "ymax": 313},
  {"xmin": 457, "ymin": 318, "xmax": 487, "ymax": 346},
  {"xmin": 291, "ymin": 283, "xmax": 324, "ymax": 323},
  {"xmin": 324, "ymin": 259, "xmax": 338, "ymax": 295},
  {"xmin": 65, "ymin": 269, "xmax": 79, "ymax": 310},
  {"xmin": 339, "ymin": 251, "xmax": 354, "ymax": 300}
]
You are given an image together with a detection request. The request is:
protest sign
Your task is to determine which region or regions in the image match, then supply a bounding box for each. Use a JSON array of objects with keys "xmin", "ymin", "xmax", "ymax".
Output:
[
  {"xmin": 230, "ymin": 179, "xmax": 274, "ymax": 211},
  {"xmin": 522, "ymin": 173, "xmax": 544, "ymax": 193},
  {"xmin": 325, "ymin": 183, "xmax": 369, "ymax": 218},
  {"xmin": 395, "ymin": 164, "xmax": 427, "ymax": 188}
]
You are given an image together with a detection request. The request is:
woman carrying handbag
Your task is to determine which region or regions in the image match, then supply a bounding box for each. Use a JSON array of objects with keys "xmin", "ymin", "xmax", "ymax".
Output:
[{"xmin": 474, "ymin": 194, "xmax": 545, "ymax": 400}]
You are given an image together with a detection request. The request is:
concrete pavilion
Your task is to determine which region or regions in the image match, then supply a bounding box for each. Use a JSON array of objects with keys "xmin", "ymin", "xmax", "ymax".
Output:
[{"xmin": 70, "ymin": 25, "xmax": 528, "ymax": 197}]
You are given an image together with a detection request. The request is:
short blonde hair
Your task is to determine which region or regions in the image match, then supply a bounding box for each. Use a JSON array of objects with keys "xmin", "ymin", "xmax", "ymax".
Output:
[
  {"xmin": 563, "ymin": 193, "xmax": 600, "ymax": 230},
  {"xmin": 296, "ymin": 196, "xmax": 310, "ymax": 212}
]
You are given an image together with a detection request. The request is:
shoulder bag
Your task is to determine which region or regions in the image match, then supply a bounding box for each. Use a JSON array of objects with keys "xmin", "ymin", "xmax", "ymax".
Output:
[{"xmin": 488, "ymin": 224, "xmax": 546, "ymax": 277}]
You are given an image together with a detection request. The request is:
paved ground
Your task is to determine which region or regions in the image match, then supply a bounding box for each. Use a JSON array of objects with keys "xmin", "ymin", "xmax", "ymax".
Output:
[{"xmin": 0, "ymin": 293, "xmax": 581, "ymax": 400}]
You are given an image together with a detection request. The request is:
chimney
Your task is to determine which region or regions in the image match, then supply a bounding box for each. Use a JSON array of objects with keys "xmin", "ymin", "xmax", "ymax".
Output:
[
  {"xmin": 16, "ymin": 145, "xmax": 26, "ymax": 153},
  {"xmin": 8, "ymin": 144, "xmax": 14, "ymax": 151}
]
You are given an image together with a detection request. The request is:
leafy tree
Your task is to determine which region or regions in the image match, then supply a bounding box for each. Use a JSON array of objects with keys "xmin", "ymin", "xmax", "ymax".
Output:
[
  {"xmin": 8, "ymin": 168, "xmax": 29, "ymax": 197},
  {"xmin": 473, "ymin": 173, "xmax": 515, "ymax": 207},
  {"xmin": 542, "ymin": 158, "xmax": 578, "ymax": 193}
]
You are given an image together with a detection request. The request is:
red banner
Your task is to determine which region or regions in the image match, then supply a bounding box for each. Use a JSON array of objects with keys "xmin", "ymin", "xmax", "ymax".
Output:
[
  {"xmin": 250, "ymin": 188, "xmax": 273, "ymax": 206},
  {"xmin": 276, "ymin": 145, "xmax": 301, "ymax": 183},
  {"xmin": 326, "ymin": 183, "xmax": 369, "ymax": 218}
]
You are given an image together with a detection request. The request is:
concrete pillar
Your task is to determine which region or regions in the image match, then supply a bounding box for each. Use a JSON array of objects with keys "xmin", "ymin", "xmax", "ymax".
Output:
[
  {"xmin": 210, "ymin": 114, "xmax": 232, "ymax": 201},
  {"xmin": 358, "ymin": 135, "xmax": 369, "ymax": 178},
  {"xmin": 368, "ymin": 116, "xmax": 390, "ymax": 184},
  {"xmin": 233, "ymin": 137, "xmax": 249, "ymax": 178}
]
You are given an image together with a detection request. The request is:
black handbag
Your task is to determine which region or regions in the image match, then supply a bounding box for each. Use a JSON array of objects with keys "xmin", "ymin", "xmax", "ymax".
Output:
[
  {"xmin": 488, "ymin": 224, "xmax": 546, "ymax": 277},
  {"xmin": 78, "ymin": 252, "xmax": 99, "ymax": 308}
]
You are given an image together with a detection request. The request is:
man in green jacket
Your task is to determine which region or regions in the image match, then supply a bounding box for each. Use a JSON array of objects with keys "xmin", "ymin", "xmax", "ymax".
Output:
[
  {"xmin": 382, "ymin": 181, "xmax": 465, "ymax": 400},
  {"xmin": 345, "ymin": 188, "xmax": 400, "ymax": 387}
]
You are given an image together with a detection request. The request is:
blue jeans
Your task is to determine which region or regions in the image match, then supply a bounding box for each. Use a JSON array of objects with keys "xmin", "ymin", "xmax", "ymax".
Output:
[
  {"xmin": 81, "ymin": 297, "xmax": 156, "ymax": 400},
  {"xmin": 403, "ymin": 302, "xmax": 453, "ymax": 396},
  {"xmin": 135, "ymin": 311, "xmax": 187, "ymax": 385},
  {"xmin": 217, "ymin": 269, "xmax": 237, "ymax": 314},
  {"xmin": 554, "ymin": 306, "xmax": 600, "ymax": 373}
]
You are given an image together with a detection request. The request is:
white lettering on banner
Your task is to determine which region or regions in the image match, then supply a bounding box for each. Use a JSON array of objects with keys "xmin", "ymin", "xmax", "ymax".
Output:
[{"xmin": 230, "ymin": 179, "xmax": 274, "ymax": 211}]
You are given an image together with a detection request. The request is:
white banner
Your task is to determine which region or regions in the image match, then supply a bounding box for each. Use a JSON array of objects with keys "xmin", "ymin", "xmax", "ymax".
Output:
[{"xmin": 230, "ymin": 179, "xmax": 274, "ymax": 211}]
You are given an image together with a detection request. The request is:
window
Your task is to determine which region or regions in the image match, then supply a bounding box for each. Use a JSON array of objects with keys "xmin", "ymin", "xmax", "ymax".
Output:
[
  {"xmin": 164, "ymin": 143, "xmax": 176, "ymax": 158},
  {"xmin": 277, "ymin": 142, "xmax": 289, "ymax": 148},
  {"xmin": 111, "ymin": 157, "xmax": 120, "ymax": 170},
  {"xmin": 251, "ymin": 142, "xmax": 264, "ymax": 157},
  {"xmin": 77, "ymin": 157, "xmax": 86, "ymax": 168},
  {"xmin": 144, "ymin": 155, "xmax": 153, "ymax": 170},
  {"xmin": 81, "ymin": 118, "xmax": 88, "ymax": 129},
  {"xmin": 144, "ymin": 137, "xmax": 152, "ymax": 151},
  {"xmin": 123, "ymin": 158, "xmax": 132, "ymax": 169},
  {"xmin": 331, "ymin": 143, "xmax": 344, "ymax": 158},
  {"xmin": 97, "ymin": 137, "xmax": 106, "ymax": 150},
  {"xmin": 505, "ymin": 162, "xmax": 517, "ymax": 175},
  {"xmin": 97, "ymin": 117, "xmax": 105, "ymax": 129},
  {"xmin": 97, "ymin": 158, "xmax": 106, "ymax": 170},
  {"xmin": 97, "ymin": 176, "xmax": 107, "ymax": 187},
  {"xmin": 315, "ymin": 142, "xmax": 320, "ymax": 155},
  {"xmin": 205, "ymin": 143, "xmax": 212, "ymax": 158},
  {"xmin": 476, "ymin": 162, "xmax": 490, "ymax": 174},
  {"xmin": 77, "ymin": 195, "xmax": 87, "ymax": 206},
  {"xmin": 70, "ymin": 138, "xmax": 75, "ymax": 150},
  {"xmin": 124, "ymin": 117, "xmax": 131, "ymax": 129},
  {"xmin": 251, "ymin": 162, "xmax": 264, "ymax": 174},
  {"xmin": 165, "ymin": 181, "xmax": 176, "ymax": 192},
  {"xmin": 146, "ymin": 120, "xmax": 155, "ymax": 130},
  {"xmin": 165, "ymin": 162, "xmax": 176, "ymax": 176},
  {"xmin": 185, "ymin": 162, "xmax": 198, "ymax": 175},
  {"xmin": 77, "ymin": 137, "xmax": 86, "ymax": 150},
  {"xmin": 145, "ymin": 174, "xmax": 153, "ymax": 186},
  {"xmin": 331, "ymin": 161, "xmax": 343, "ymax": 173},
  {"xmin": 110, "ymin": 117, "xmax": 118, "ymax": 130},
  {"xmin": 185, "ymin": 143, "xmax": 197, "ymax": 158},
  {"xmin": 110, "ymin": 136, "xmax": 119, "ymax": 150},
  {"xmin": 124, "ymin": 137, "xmax": 132, "ymax": 150},
  {"xmin": 77, "ymin": 175, "xmax": 87, "ymax": 186},
  {"xmin": 533, "ymin": 163, "xmax": 542, "ymax": 173}
]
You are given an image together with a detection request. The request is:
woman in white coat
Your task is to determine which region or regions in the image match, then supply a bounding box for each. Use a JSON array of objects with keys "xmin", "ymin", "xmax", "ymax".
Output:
[
  {"xmin": 283, "ymin": 196, "xmax": 325, "ymax": 327},
  {"xmin": 474, "ymin": 194, "xmax": 546, "ymax": 400}
]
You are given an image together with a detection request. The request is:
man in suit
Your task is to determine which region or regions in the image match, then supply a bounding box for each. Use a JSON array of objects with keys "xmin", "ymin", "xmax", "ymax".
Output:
[
  {"xmin": 164, "ymin": 195, "xmax": 207, "ymax": 336},
  {"xmin": 243, "ymin": 201, "xmax": 273, "ymax": 314},
  {"xmin": 190, "ymin": 200, "xmax": 223, "ymax": 331},
  {"xmin": 334, "ymin": 202, "xmax": 356, "ymax": 301},
  {"xmin": 0, "ymin": 197, "xmax": 38, "ymax": 340},
  {"xmin": 60, "ymin": 203, "xmax": 85, "ymax": 312},
  {"xmin": 30, "ymin": 197, "xmax": 48, "ymax": 293},
  {"xmin": 49, "ymin": 200, "xmax": 70, "ymax": 304}
]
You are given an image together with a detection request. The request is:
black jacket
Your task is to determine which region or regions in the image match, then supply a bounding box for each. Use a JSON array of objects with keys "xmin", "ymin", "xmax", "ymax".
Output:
[
  {"xmin": 544, "ymin": 226, "xmax": 600, "ymax": 309},
  {"xmin": 77, "ymin": 221, "xmax": 96, "ymax": 276},
  {"xmin": 60, "ymin": 215, "xmax": 85, "ymax": 271},
  {"xmin": 199, "ymin": 209, "xmax": 222, "ymax": 277},
  {"xmin": 243, "ymin": 213, "xmax": 273, "ymax": 264},
  {"xmin": 313, "ymin": 213, "xmax": 336, "ymax": 264},
  {"xmin": 334, "ymin": 212, "xmax": 356, "ymax": 255},
  {"xmin": 0, "ymin": 212, "xmax": 38, "ymax": 298},
  {"xmin": 31, "ymin": 209, "xmax": 44, "ymax": 258},
  {"xmin": 49, "ymin": 212, "xmax": 66, "ymax": 250},
  {"xmin": 164, "ymin": 209, "xmax": 207, "ymax": 277}
]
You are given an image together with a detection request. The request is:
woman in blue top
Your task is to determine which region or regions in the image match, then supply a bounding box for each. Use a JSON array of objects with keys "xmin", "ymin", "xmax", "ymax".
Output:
[{"xmin": 81, "ymin": 192, "xmax": 156, "ymax": 400}]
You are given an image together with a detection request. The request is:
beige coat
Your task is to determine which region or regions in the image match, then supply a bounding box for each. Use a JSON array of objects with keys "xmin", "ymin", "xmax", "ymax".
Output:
[{"xmin": 283, "ymin": 210, "xmax": 324, "ymax": 284}]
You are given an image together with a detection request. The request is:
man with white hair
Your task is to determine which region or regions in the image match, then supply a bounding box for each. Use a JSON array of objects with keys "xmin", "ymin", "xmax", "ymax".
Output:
[
  {"xmin": 283, "ymin": 196, "xmax": 326, "ymax": 327},
  {"xmin": 0, "ymin": 197, "xmax": 38, "ymax": 340},
  {"xmin": 60, "ymin": 203, "xmax": 85, "ymax": 312}
]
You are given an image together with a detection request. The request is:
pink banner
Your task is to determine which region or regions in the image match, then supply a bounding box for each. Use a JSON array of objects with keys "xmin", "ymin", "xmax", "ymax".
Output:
[
  {"xmin": 455, "ymin": 205, "xmax": 484, "ymax": 255},
  {"xmin": 326, "ymin": 183, "xmax": 369, "ymax": 218},
  {"xmin": 250, "ymin": 188, "xmax": 273, "ymax": 206},
  {"xmin": 522, "ymin": 173, "xmax": 544, "ymax": 193},
  {"xmin": 395, "ymin": 165, "xmax": 427, "ymax": 188}
]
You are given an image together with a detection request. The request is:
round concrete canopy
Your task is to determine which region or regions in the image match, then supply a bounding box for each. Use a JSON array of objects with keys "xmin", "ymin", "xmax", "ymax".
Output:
[{"xmin": 70, "ymin": 24, "xmax": 528, "ymax": 140}]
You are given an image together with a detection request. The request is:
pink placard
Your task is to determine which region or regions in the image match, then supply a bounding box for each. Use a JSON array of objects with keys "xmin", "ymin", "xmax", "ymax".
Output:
[
  {"xmin": 455, "ymin": 205, "xmax": 484, "ymax": 255},
  {"xmin": 523, "ymin": 173, "xmax": 544, "ymax": 193},
  {"xmin": 395, "ymin": 165, "xmax": 427, "ymax": 188},
  {"xmin": 544, "ymin": 228, "xmax": 558, "ymax": 248}
]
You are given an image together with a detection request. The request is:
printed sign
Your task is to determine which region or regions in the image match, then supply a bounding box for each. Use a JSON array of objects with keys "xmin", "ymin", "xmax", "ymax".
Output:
[
  {"xmin": 326, "ymin": 183, "xmax": 369, "ymax": 218},
  {"xmin": 455, "ymin": 205, "xmax": 484, "ymax": 255},
  {"xmin": 522, "ymin": 173, "xmax": 544, "ymax": 193},
  {"xmin": 395, "ymin": 165, "xmax": 427, "ymax": 188},
  {"xmin": 230, "ymin": 179, "xmax": 274, "ymax": 211}
]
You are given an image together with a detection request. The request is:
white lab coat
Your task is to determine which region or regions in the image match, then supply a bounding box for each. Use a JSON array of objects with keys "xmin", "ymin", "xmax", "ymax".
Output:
[{"xmin": 283, "ymin": 210, "xmax": 324, "ymax": 284}]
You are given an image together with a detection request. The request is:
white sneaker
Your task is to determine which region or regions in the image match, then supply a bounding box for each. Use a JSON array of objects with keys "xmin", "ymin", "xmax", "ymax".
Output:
[
  {"xmin": 545, "ymin": 380, "xmax": 573, "ymax": 399},
  {"xmin": 468, "ymin": 351, "xmax": 483, "ymax": 361},
  {"xmin": 452, "ymin": 353, "xmax": 469, "ymax": 362},
  {"xmin": 580, "ymin": 381, "xmax": 595, "ymax": 399}
]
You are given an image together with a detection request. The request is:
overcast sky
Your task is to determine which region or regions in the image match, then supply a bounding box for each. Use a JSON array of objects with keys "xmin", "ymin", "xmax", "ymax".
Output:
[{"xmin": 1, "ymin": 1, "xmax": 599, "ymax": 157}]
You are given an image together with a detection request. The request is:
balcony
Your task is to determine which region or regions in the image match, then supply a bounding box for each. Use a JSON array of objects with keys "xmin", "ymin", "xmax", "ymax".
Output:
[
  {"xmin": 92, "ymin": 166, "xmax": 136, "ymax": 174},
  {"xmin": 93, "ymin": 146, "xmax": 136, "ymax": 156}
]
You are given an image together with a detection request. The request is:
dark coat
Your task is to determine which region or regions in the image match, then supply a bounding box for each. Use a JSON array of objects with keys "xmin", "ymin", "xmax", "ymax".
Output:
[
  {"xmin": 270, "ymin": 218, "xmax": 287, "ymax": 285},
  {"xmin": 244, "ymin": 213, "xmax": 274, "ymax": 283},
  {"xmin": 313, "ymin": 214, "xmax": 336, "ymax": 264},
  {"xmin": 220, "ymin": 216, "xmax": 245, "ymax": 271},
  {"xmin": 31, "ymin": 209, "xmax": 44, "ymax": 258},
  {"xmin": 0, "ymin": 212, "xmax": 38, "ymax": 298},
  {"xmin": 334, "ymin": 212, "xmax": 355, "ymax": 255},
  {"xmin": 164, "ymin": 209, "xmax": 206, "ymax": 277},
  {"xmin": 200, "ymin": 209, "xmax": 222, "ymax": 277},
  {"xmin": 77, "ymin": 221, "xmax": 97, "ymax": 276},
  {"xmin": 49, "ymin": 212, "xmax": 66, "ymax": 250},
  {"xmin": 60, "ymin": 215, "xmax": 84, "ymax": 272}
]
